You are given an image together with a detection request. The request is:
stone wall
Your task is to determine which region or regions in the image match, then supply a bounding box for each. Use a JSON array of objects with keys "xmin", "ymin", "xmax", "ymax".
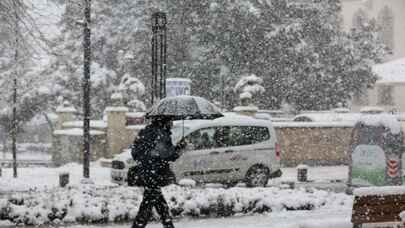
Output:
[
  {"xmin": 274, "ymin": 122, "xmax": 354, "ymax": 167},
  {"xmin": 53, "ymin": 103, "xmax": 356, "ymax": 167},
  {"xmin": 51, "ymin": 103, "xmax": 144, "ymax": 165},
  {"xmin": 105, "ymin": 106, "xmax": 129, "ymax": 158},
  {"xmin": 52, "ymin": 133, "xmax": 107, "ymax": 166}
]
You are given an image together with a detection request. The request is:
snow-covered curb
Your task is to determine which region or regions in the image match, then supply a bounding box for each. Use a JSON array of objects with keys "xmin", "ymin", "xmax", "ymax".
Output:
[
  {"xmin": 353, "ymin": 186, "xmax": 405, "ymax": 197},
  {"xmin": 0, "ymin": 185, "xmax": 352, "ymax": 226}
]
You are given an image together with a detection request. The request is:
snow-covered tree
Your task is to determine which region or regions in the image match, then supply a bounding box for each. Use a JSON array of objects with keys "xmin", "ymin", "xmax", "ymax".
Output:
[
  {"xmin": 44, "ymin": 0, "xmax": 385, "ymax": 112},
  {"xmin": 198, "ymin": 0, "xmax": 384, "ymax": 110},
  {"xmin": 234, "ymin": 74, "xmax": 265, "ymax": 106},
  {"xmin": 0, "ymin": 1, "xmax": 53, "ymax": 127},
  {"xmin": 272, "ymin": 0, "xmax": 381, "ymax": 110},
  {"xmin": 118, "ymin": 74, "xmax": 146, "ymax": 112}
]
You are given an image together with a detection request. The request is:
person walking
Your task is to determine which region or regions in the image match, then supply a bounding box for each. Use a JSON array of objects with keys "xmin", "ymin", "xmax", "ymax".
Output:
[{"xmin": 130, "ymin": 117, "xmax": 185, "ymax": 228}]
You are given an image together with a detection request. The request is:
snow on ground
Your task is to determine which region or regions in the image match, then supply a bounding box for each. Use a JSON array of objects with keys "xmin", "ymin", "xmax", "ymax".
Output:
[
  {"xmin": 277, "ymin": 166, "xmax": 348, "ymax": 183},
  {"xmin": 0, "ymin": 184, "xmax": 352, "ymax": 226},
  {"xmin": 1, "ymin": 151, "xmax": 51, "ymax": 161},
  {"xmin": 0, "ymin": 162, "xmax": 354, "ymax": 226},
  {"xmin": 5, "ymin": 210, "xmax": 351, "ymax": 228},
  {"xmin": 1, "ymin": 143, "xmax": 51, "ymax": 161},
  {"xmin": 0, "ymin": 162, "xmax": 114, "ymax": 192},
  {"xmin": 0, "ymin": 164, "xmax": 348, "ymax": 193}
]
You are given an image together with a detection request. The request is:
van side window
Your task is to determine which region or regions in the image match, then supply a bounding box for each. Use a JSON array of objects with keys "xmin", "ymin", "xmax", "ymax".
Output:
[
  {"xmin": 186, "ymin": 127, "xmax": 216, "ymax": 150},
  {"xmin": 213, "ymin": 126, "xmax": 231, "ymax": 148},
  {"xmin": 229, "ymin": 126, "xmax": 270, "ymax": 146}
]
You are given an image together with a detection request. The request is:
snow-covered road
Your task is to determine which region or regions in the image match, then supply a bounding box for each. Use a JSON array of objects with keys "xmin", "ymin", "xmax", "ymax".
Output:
[
  {"xmin": 0, "ymin": 162, "xmax": 349, "ymax": 193},
  {"xmin": 0, "ymin": 210, "xmax": 351, "ymax": 228},
  {"xmin": 55, "ymin": 209, "xmax": 351, "ymax": 228}
]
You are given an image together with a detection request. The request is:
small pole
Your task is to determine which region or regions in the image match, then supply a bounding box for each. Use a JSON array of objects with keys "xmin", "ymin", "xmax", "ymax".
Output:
[
  {"xmin": 59, "ymin": 172, "xmax": 69, "ymax": 187},
  {"xmin": 297, "ymin": 164, "xmax": 308, "ymax": 182},
  {"xmin": 82, "ymin": 0, "xmax": 92, "ymax": 179},
  {"xmin": 12, "ymin": 0, "xmax": 20, "ymax": 178}
]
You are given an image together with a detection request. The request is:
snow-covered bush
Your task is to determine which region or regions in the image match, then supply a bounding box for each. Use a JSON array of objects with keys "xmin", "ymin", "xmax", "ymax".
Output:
[
  {"xmin": 118, "ymin": 73, "xmax": 146, "ymax": 112},
  {"xmin": 0, "ymin": 184, "xmax": 352, "ymax": 225},
  {"xmin": 234, "ymin": 74, "xmax": 265, "ymax": 106}
]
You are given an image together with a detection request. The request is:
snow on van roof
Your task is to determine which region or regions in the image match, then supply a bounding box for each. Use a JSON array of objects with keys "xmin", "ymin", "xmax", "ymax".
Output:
[
  {"xmin": 212, "ymin": 115, "xmax": 272, "ymax": 126},
  {"xmin": 172, "ymin": 114, "xmax": 273, "ymax": 133}
]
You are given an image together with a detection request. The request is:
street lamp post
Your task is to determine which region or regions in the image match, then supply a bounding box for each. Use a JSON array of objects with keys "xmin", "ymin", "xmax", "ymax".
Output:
[{"xmin": 151, "ymin": 12, "xmax": 167, "ymax": 104}]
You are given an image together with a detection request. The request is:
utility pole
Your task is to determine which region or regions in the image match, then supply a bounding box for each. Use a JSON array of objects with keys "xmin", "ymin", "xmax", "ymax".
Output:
[
  {"xmin": 82, "ymin": 0, "xmax": 91, "ymax": 179},
  {"xmin": 151, "ymin": 12, "xmax": 167, "ymax": 105},
  {"xmin": 12, "ymin": 0, "xmax": 20, "ymax": 178}
]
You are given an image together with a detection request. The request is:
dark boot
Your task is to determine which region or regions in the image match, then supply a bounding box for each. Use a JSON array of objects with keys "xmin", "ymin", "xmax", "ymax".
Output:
[
  {"xmin": 162, "ymin": 219, "xmax": 175, "ymax": 228},
  {"xmin": 133, "ymin": 188, "xmax": 154, "ymax": 228},
  {"xmin": 132, "ymin": 221, "xmax": 147, "ymax": 228},
  {"xmin": 153, "ymin": 188, "xmax": 175, "ymax": 228}
]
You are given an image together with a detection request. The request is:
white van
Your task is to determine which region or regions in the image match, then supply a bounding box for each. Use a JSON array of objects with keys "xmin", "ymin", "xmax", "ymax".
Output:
[{"xmin": 111, "ymin": 115, "xmax": 282, "ymax": 187}]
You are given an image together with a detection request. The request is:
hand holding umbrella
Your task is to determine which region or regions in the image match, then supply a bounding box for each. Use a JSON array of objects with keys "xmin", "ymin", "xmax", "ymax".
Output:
[{"xmin": 146, "ymin": 95, "xmax": 223, "ymax": 156}]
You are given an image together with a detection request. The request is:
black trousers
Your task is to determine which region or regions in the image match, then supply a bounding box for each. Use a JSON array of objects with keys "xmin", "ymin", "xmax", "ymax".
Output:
[{"xmin": 132, "ymin": 187, "xmax": 174, "ymax": 228}]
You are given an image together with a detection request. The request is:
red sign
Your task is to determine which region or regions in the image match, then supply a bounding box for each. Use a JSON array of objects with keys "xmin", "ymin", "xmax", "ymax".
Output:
[{"xmin": 387, "ymin": 158, "xmax": 400, "ymax": 178}]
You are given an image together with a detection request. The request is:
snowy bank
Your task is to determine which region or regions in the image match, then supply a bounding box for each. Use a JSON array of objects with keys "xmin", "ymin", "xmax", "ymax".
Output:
[{"xmin": 0, "ymin": 185, "xmax": 352, "ymax": 226}]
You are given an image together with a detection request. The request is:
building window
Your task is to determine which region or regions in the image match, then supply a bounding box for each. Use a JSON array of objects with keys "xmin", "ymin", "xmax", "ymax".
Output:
[
  {"xmin": 377, "ymin": 85, "xmax": 394, "ymax": 105},
  {"xmin": 378, "ymin": 6, "xmax": 394, "ymax": 54},
  {"xmin": 352, "ymin": 9, "xmax": 368, "ymax": 30}
]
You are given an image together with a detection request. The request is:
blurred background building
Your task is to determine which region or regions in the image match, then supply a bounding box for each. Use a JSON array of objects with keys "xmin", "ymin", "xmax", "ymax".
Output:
[{"xmin": 341, "ymin": 0, "xmax": 405, "ymax": 61}]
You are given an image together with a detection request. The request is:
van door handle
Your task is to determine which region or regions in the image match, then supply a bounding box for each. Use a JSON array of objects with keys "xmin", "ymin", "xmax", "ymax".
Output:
[
  {"xmin": 225, "ymin": 150, "xmax": 234, "ymax": 153},
  {"xmin": 209, "ymin": 151, "xmax": 220, "ymax": 155}
]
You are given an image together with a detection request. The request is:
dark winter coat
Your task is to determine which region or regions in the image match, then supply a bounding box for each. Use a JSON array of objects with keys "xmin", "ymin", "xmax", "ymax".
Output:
[{"xmin": 130, "ymin": 124, "xmax": 180, "ymax": 188}]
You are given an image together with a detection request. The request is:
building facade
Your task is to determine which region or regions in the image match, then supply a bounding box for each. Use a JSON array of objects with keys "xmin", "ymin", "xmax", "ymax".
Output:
[
  {"xmin": 341, "ymin": 0, "xmax": 405, "ymax": 61},
  {"xmin": 341, "ymin": 0, "xmax": 405, "ymax": 112},
  {"xmin": 351, "ymin": 58, "xmax": 405, "ymax": 113}
]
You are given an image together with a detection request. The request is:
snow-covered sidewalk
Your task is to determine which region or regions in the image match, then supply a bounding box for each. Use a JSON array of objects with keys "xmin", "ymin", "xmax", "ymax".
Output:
[
  {"xmin": 0, "ymin": 163, "xmax": 348, "ymax": 193},
  {"xmin": 70, "ymin": 210, "xmax": 350, "ymax": 228},
  {"xmin": 0, "ymin": 209, "xmax": 352, "ymax": 228},
  {"xmin": 0, "ymin": 162, "xmax": 113, "ymax": 193},
  {"xmin": 0, "ymin": 163, "xmax": 354, "ymax": 226}
]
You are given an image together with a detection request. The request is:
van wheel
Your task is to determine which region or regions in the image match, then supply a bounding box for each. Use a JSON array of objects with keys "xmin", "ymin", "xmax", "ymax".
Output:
[{"xmin": 245, "ymin": 165, "xmax": 270, "ymax": 187}]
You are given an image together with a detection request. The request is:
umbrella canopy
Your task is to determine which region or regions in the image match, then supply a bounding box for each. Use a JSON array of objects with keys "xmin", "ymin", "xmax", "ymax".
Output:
[{"xmin": 146, "ymin": 95, "xmax": 223, "ymax": 120}]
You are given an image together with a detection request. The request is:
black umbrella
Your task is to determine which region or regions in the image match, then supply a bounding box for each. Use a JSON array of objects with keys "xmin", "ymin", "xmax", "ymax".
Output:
[{"xmin": 145, "ymin": 95, "xmax": 223, "ymax": 120}]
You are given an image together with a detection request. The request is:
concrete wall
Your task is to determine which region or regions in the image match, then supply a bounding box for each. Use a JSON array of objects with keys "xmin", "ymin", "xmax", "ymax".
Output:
[
  {"xmin": 52, "ymin": 134, "xmax": 107, "ymax": 166},
  {"xmin": 53, "ymin": 105, "xmax": 356, "ymax": 167},
  {"xmin": 105, "ymin": 107, "xmax": 129, "ymax": 158},
  {"xmin": 51, "ymin": 104, "xmax": 143, "ymax": 165},
  {"xmin": 275, "ymin": 124, "xmax": 353, "ymax": 166},
  {"xmin": 341, "ymin": 0, "xmax": 405, "ymax": 61}
]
